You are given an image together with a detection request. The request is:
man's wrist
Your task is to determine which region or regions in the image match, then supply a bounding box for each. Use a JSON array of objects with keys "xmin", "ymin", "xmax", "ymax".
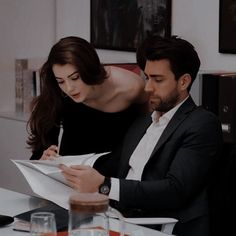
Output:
[{"xmin": 98, "ymin": 177, "xmax": 111, "ymax": 195}]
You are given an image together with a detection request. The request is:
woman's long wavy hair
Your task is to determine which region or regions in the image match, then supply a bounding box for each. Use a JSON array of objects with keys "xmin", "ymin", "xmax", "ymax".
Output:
[{"xmin": 27, "ymin": 36, "xmax": 108, "ymax": 152}]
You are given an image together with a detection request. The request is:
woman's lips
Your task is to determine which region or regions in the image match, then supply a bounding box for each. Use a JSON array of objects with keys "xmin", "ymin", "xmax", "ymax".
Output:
[{"xmin": 71, "ymin": 93, "xmax": 80, "ymax": 99}]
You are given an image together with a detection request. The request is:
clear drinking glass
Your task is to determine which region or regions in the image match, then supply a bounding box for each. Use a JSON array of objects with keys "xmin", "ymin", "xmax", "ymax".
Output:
[{"xmin": 30, "ymin": 212, "xmax": 57, "ymax": 236}]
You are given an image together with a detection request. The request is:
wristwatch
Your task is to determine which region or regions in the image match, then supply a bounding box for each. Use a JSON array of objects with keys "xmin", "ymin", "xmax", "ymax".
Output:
[{"xmin": 99, "ymin": 177, "xmax": 111, "ymax": 195}]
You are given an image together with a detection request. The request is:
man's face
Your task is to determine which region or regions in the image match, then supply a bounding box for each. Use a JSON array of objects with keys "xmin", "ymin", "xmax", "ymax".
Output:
[{"xmin": 144, "ymin": 59, "xmax": 183, "ymax": 113}]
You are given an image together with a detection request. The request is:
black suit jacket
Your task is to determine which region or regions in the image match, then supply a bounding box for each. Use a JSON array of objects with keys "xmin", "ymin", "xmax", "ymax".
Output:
[{"xmin": 111, "ymin": 97, "xmax": 222, "ymax": 225}]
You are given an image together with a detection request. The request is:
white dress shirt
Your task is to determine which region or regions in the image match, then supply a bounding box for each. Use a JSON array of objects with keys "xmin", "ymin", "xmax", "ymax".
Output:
[{"xmin": 109, "ymin": 97, "xmax": 188, "ymax": 201}]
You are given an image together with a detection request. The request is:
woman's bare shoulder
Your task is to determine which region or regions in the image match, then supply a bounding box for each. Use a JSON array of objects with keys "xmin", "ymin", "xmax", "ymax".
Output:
[
  {"xmin": 107, "ymin": 66, "xmax": 147, "ymax": 104},
  {"xmin": 108, "ymin": 65, "xmax": 144, "ymax": 86}
]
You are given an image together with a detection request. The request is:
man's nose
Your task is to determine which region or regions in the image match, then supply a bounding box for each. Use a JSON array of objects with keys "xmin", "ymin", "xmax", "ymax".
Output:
[{"xmin": 145, "ymin": 79, "xmax": 154, "ymax": 93}]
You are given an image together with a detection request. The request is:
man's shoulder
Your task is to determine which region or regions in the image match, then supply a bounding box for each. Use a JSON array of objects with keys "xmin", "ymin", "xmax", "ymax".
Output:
[
  {"xmin": 192, "ymin": 106, "xmax": 219, "ymax": 119},
  {"xmin": 186, "ymin": 105, "xmax": 221, "ymax": 128},
  {"xmin": 179, "ymin": 96, "xmax": 218, "ymax": 119}
]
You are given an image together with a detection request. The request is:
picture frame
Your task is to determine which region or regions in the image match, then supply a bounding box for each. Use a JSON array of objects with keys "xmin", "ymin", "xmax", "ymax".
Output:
[
  {"xmin": 90, "ymin": 0, "xmax": 172, "ymax": 52},
  {"xmin": 219, "ymin": 0, "xmax": 236, "ymax": 54}
]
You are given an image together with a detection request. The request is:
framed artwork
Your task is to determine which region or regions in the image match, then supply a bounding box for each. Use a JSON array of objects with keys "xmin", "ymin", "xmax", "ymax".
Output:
[
  {"xmin": 90, "ymin": 0, "xmax": 172, "ymax": 51},
  {"xmin": 219, "ymin": 0, "xmax": 236, "ymax": 54}
]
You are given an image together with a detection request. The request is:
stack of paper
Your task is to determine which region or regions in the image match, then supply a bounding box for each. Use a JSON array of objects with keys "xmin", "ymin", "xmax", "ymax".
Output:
[{"xmin": 12, "ymin": 152, "xmax": 109, "ymax": 209}]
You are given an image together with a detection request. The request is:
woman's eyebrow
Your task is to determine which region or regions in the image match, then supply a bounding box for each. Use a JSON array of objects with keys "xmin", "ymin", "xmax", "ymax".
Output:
[
  {"xmin": 67, "ymin": 71, "xmax": 79, "ymax": 78},
  {"xmin": 55, "ymin": 71, "xmax": 79, "ymax": 80}
]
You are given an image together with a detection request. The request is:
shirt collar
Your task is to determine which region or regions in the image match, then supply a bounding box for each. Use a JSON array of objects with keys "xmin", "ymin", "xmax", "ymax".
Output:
[{"xmin": 151, "ymin": 96, "xmax": 189, "ymax": 123}]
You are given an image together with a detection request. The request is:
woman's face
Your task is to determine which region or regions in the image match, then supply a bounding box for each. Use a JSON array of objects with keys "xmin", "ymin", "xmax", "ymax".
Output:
[{"xmin": 52, "ymin": 63, "xmax": 93, "ymax": 103}]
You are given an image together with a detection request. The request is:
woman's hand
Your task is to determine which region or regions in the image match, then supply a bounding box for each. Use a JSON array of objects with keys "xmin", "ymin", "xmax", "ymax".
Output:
[
  {"xmin": 40, "ymin": 145, "xmax": 59, "ymax": 160},
  {"xmin": 59, "ymin": 164, "xmax": 105, "ymax": 193}
]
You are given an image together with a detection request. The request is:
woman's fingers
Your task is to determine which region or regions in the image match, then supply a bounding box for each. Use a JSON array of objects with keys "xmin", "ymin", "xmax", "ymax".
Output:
[{"xmin": 41, "ymin": 145, "xmax": 59, "ymax": 160}]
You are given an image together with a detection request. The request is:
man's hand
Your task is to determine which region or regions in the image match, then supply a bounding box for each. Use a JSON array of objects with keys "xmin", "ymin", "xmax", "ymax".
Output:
[{"xmin": 59, "ymin": 164, "xmax": 105, "ymax": 193}]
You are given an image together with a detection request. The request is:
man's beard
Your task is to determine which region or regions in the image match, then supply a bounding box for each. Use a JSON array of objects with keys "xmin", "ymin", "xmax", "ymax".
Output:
[{"xmin": 153, "ymin": 90, "xmax": 180, "ymax": 113}]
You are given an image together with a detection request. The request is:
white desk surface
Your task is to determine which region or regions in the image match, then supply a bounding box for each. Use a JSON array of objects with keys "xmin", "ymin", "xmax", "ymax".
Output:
[{"xmin": 0, "ymin": 187, "xmax": 171, "ymax": 236}]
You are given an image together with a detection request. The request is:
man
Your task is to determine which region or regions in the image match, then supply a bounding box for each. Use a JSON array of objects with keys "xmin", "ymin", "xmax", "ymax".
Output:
[{"xmin": 60, "ymin": 36, "xmax": 222, "ymax": 236}]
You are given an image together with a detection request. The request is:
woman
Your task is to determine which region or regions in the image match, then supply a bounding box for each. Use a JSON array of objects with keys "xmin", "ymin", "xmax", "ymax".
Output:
[{"xmin": 27, "ymin": 36, "xmax": 148, "ymax": 160}]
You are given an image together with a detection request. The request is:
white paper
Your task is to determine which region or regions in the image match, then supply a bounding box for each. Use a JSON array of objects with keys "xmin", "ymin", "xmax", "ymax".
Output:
[
  {"xmin": 30, "ymin": 153, "xmax": 96, "ymax": 167},
  {"xmin": 12, "ymin": 152, "xmax": 110, "ymax": 209}
]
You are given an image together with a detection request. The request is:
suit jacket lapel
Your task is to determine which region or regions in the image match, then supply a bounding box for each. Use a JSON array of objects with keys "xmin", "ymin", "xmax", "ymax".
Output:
[
  {"xmin": 119, "ymin": 97, "xmax": 197, "ymax": 178},
  {"xmin": 149, "ymin": 97, "xmax": 197, "ymax": 158},
  {"xmin": 119, "ymin": 114, "xmax": 152, "ymax": 177}
]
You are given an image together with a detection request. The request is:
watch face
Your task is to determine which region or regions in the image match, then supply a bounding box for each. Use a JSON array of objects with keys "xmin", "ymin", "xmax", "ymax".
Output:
[{"xmin": 100, "ymin": 185, "xmax": 110, "ymax": 194}]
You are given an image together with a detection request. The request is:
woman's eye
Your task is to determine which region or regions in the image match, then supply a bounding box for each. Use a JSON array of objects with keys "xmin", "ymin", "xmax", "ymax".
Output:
[
  {"xmin": 57, "ymin": 80, "xmax": 64, "ymax": 84},
  {"xmin": 71, "ymin": 75, "xmax": 80, "ymax": 80}
]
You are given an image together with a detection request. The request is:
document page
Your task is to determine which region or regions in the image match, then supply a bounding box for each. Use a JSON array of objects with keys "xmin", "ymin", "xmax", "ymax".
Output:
[{"xmin": 12, "ymin": 152, "xmax": 110, "ymax": 209}]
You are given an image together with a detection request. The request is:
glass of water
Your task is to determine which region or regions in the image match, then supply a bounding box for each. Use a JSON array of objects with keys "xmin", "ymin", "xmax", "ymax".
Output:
[{"xmin": 30, "ymin": 212, "xmax": 57, "ymax": 236}]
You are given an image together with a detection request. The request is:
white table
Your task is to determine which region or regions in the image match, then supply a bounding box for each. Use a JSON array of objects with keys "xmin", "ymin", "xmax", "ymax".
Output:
[{"xmin": 0, "ymin": 187, "xmax": 171, "ymax": 235}]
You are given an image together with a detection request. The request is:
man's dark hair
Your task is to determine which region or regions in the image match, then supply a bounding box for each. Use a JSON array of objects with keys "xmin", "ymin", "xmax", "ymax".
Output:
[{"xmin": 136, "ymin": 35, "xmax": 201, "ymax": 91}]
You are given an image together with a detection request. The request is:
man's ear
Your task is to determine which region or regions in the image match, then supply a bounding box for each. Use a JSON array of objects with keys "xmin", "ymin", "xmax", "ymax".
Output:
[{"xmin": 179, "ymin": 73, "xmax": 192, "ymax": 90}]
